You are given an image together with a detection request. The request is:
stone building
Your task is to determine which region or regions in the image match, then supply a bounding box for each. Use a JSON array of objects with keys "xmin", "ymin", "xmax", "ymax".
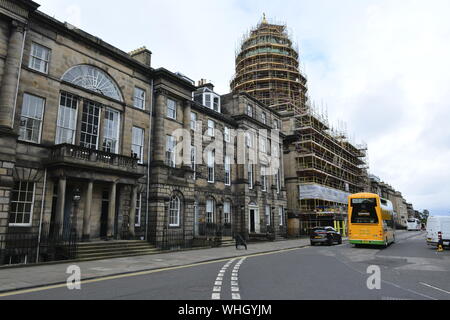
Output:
[
  {"xmin": 0, "ymin": 0, "xmax": 287, "ymax": 264},
  {"xmin": 148, "ymin": 79, "xmax": 288, "ymax": 246},
  {"xmin": 0, "ymin": 0, "xmax": 153, "ymax": 252}
]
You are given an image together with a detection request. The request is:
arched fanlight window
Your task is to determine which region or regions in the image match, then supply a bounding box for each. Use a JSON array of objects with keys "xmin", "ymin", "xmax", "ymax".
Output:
[
  {"xmin": 61, "ymin": 65, "xmax": 124, "ymax": 102},
  {"xmin": 169, "ymin": 196, "xmax": 181, "ymax": 227}
]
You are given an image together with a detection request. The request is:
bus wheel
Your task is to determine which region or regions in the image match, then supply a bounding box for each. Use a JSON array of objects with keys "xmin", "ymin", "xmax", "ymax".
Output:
[{"xmin": 384, "ymin": 239, "xmax": 388, "ymax": 248}]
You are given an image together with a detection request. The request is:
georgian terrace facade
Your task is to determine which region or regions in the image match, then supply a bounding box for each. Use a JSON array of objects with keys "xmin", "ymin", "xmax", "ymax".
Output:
[
  {"xmin": 0, "ymin": 1, "xmax": 287, "ymax": 264},
  {"xmin": 0, "ymin": 3, "xmax": 156, "ymax": 248},
  {"xmin": 149, "ymin": 79, "xmax": 288, "ymax": 245}
]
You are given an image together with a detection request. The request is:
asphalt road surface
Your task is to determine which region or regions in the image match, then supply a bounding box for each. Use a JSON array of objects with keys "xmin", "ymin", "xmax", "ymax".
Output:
[{"xmin": 1, "ymin": 231, "xmax": 449, "ymax": 300}]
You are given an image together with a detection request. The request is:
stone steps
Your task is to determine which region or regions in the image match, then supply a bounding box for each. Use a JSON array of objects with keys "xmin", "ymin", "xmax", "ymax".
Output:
[{"xmin": 76, "ymin": 240, "xmax": 159, "ymax": 260}]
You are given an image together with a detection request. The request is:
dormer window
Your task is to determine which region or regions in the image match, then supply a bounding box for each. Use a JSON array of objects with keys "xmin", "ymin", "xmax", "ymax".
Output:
[
  {"xmin": 213, "ymin": 97, "xmax": 220, "ymax": 112},
  {"xmin": 205, "ymin": 94, "xmax": 211, "ymax": 109},
  {"xmin": 194, "ymin": 87, "xmax": 221, "ymax": 113}
]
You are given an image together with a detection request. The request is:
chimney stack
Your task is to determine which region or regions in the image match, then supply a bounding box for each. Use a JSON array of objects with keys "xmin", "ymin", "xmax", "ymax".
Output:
[{"xmin": 129, "ymin": 46, "xmax": 152, "ymax": 67}]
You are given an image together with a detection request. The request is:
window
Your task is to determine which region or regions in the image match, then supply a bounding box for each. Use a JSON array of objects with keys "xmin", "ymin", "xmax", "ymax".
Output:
[
  {"xmin": 167, "ymin": 98, "xmax": 177, "ymax": 119},
  {"xmin": 275, "ymin": 169, "xmax": 281, "ymax": 194},
  {"xmin": 207, "ymin": 120, "xmax": 215, "ymax": 137},
  {"xmin": 259, "ymin": 135, "xmax": 267, "ymax": 153},
  {"xmin": 261, "ymin": 166, "xmax": 267, "ymax": 192},
  {"xmin": 169, "ymin": 196, "xmax": 181, "ymax": 227},
  {"xmin": 213, "ymin": 97, "xmax": 220, "ymax": 112},
  {"xmin": 224, "ymin": 127, "xmax": 231, "ymax": 143},
  {"xmin": 19, "ymin": 94, "xmax": 44, "ymax": 143},
  {"xmin": 56, "ymin": 92, "xmax": 78, "ymax": 145},
  {"xmin": 132, "ymin": 127, "xmax": 145, "ymax": 164},
  {"xmin": 166, "ymin": 135, "xmax": 176, "ymax": 167},
  {"xmin": 29, "ymin": 43, "xmax": 50, "ymax": 74},
  {"xmin": 248, "ymin": 164, "xmax": 254, "ymax": 189},
  {"xmin": 350, "ymin": 198, "xmax": 379, "ymax": 224},
  {"xmin": 103, "ymin": 108, "xmax": 120, "ymax": 154},
  {"xmin": 261, "ymin": 112, "xmax": 267, "ymax": 124},
  {"xmin": 265, "ymin": 205, "xmax": 271, "ymax": 226},
  {"xmin": 245, "ymin": 131, "xmax": 254, "ymax": 148},
  {"xmin": 62, "ymin": 65, "xmax": 123, "ymax": 102},
  {"xmin": 274, "ymin": 120, "xmax": 280, "ymax": 130},
  {"xmin": 247, "ymin": 104, "xmax": 253, "ymax": 117},
  {"xmin": 224, "ymin": 201, "xmax": 231, "ymax": 224},
  {"xmin": 135, "ymin": 193, "xmax": 142, "ymax": 227},
  {"xmin": 205, "ymin": 94, "xmax": 211, "ymax": 109},
  {"xmin": 225, "ymin": 155, "xmax": 231, "ymax": 186},
  {"xmin": 190, "ymin": 112, "xmax": 197, "ymax": 131},
  {"xmin": 206, "ymin": 199, "xmax": 215, "ymax": 223},
  {"xmin": 208, "ymin": 150, "xmax": 215, "ymax": 183},
  {"xmin": 133, "ymin": 87, "xmax": 146, "ymax": 110},
  {"xmin": 9, "ymin": 181, "xmax": 35, "ymax": 226},
  {"xmin": 191, "ymin": 145, "xmax": 197, "ymax": 180},
  {"xmin": 279, "ymin": 207, "xmax": 284, "ymax": 226},
  {"xmin": 80, "ymin": 100, "xmax": 100, "ymax": 149}
]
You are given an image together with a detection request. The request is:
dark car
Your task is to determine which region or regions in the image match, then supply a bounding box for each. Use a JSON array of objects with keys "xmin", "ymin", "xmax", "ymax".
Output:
[{"xmin": 310, "ymin": 227, "xmax": 343, "ymax": 246}]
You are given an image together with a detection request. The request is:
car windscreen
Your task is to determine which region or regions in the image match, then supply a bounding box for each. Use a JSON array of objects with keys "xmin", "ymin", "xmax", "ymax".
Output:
[{"xmin": 351, "ymin": 198, "xmax": 379, "ymax": 224}]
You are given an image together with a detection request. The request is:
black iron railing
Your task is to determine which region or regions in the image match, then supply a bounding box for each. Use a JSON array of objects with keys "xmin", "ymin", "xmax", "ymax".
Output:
[{"xmin": 0, "ymin": 223, "xmax": 78, "ymax": 266}]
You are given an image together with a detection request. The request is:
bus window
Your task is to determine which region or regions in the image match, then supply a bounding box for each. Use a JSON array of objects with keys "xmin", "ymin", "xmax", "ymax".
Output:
[{"xmin": 351, "ymin": 198, "xmax": 379, "ymax": 224}]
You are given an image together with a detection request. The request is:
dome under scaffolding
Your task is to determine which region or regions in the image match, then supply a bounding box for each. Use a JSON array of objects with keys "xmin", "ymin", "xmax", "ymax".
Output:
[{"xmin": 231, "ymin": 16, "xmax": 308, "ymax": 115}]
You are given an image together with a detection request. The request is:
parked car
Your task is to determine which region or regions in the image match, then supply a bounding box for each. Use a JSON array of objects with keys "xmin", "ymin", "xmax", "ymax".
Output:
[
  {"xmin": 426, "ymin": 216, "xmax": 450, "ymax": 248},
  {"xmin": 310, "ymin": 227, "xmax": 343, "ymax": 246}
]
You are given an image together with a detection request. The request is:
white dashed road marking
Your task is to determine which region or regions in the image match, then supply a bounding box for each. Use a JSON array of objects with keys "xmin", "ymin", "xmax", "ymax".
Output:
[
  {"xmin": 211, "ymin": 258, "xmax": 236, "ymax": 300},
  {"xmin": 210, "ymin": 257, "xmax": 247, "ymax": 300},
  {"xmin": 231, "ymin": 257, "xmax": 247, "ymax": 300}
]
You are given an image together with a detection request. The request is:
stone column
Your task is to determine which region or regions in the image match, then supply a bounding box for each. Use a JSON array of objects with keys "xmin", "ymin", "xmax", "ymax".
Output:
[
  {"xmin": 128, "ymin": 185, "xmax": 138, "ymax": 239},
  {"xmin": 153, "ymin": 91, "xmax": 166, "ymax": 163},
  {"xmin": 55, "ymin": 177, "xmax": 67, "ymax": 236},
  {"xmin": 107, "ymin": 181, "xmax": 117, "ymax": 239},
  {"xmin": 0, "ymin": 21, "xmax": 26, "ymax": 129},
  {"xmin": 82, "ymin": 180, "xmax": 94, "ymax": 241},
  {"xmin": 182, "ymin": 101, "xmax": 192, "ymax": 167}
]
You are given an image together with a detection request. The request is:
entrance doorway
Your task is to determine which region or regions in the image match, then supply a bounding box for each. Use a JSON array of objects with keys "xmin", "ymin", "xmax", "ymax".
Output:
[
  {"xmin": 249, "ymin": 206, "xmax": 259, "ymax": 234},
  {"xmin": 100, "ymin": 190, "xmax": 109, "ymax": 239}
]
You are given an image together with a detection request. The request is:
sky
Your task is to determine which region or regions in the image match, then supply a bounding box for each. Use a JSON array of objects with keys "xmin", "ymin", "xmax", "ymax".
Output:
[{"xmin": 37, "ymin": 0, "xmax": 450, "ymax": 216}]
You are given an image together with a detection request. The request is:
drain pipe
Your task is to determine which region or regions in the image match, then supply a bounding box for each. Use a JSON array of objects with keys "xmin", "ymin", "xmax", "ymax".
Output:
[
  {"xmin": 36, "ymin": 168, "xmax": 47, "ymax": 263},
  {"xmin": 145, "ymin": 78, "xmax": 154, "ymax": 241}
]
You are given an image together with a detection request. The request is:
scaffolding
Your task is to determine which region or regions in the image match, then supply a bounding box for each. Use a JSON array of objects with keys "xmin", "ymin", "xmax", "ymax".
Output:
[
  {"xmin": 231, "ymin": 17, "xmax": 307, "ymax": 116},
  {"xmin": 231, "ymin": 16, "xmax": 369, "ymax": 229}
]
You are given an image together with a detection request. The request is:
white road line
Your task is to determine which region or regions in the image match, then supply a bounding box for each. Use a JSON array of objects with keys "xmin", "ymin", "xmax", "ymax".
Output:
[
  {"xmin": 420, "ymin": 282, "xmax": 450, "ymax": 295},
  {"xmin": 211, "ymin": 258, "xmax": 236, "ymax": 300},
  {"xmin": 231, "ymin": 257, "xmax": 247, "ymax": 300}
]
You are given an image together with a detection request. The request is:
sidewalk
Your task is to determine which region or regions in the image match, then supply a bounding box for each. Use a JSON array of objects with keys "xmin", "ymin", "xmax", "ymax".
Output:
[{"xmin": 0, "ymin": 238, "xmax": 313, "ymax": 293}]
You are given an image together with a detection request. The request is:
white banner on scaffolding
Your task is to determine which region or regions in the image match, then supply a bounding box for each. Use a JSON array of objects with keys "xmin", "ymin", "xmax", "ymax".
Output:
[{"xmin": 299, "ymin": 184, "xmax": 351, "ymax": 204}]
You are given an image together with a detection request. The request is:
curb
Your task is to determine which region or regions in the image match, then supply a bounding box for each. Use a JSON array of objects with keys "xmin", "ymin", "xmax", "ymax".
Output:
[{"xmin": 0, "ymin": 242, "xmax": 311, "ymax": 295}]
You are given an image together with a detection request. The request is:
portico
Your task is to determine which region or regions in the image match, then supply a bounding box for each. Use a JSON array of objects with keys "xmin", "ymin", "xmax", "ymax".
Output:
[{"xmin": 46, "ymin": 144, "xmax": 145, "ymax": 241}]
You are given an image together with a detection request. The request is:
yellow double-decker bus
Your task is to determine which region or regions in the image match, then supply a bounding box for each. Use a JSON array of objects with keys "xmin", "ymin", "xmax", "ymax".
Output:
[{"xmin": 348, "ymin": 193, "xmax": 396, "ymax": 247}]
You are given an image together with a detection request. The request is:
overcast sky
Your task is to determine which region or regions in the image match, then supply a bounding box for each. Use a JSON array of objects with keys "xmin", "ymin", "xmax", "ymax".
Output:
[{"xmin": 37, "ymin": 0, "xmax": 450, "ymax": 215}]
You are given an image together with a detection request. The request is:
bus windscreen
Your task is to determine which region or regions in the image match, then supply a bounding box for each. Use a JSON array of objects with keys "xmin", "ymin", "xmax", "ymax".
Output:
[{"xmin": 351, "ymin": 198, "xmax": 379, "ymax": 224}]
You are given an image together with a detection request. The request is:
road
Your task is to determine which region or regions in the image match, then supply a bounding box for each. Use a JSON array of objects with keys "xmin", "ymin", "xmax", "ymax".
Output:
[{"xmin": 1, "ymin": 231, "xmax": 449, "ymax": 300}]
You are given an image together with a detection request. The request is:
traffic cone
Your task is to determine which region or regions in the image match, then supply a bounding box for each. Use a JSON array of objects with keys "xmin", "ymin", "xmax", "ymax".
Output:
[{"xmin": 437, "ymin": 232, "xmax": 444, "ymax": 252}]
